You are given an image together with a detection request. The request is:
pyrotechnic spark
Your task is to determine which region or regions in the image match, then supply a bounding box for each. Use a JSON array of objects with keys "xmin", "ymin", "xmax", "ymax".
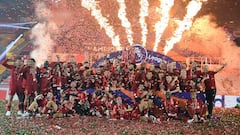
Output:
[
  {"xmin": 0, "ymin": 34, "xmax": 23, "ymax": 62},
  {"xmin": 81, "ymin": 0, "xmax": 122, "ymax": 50},
  {"xmin": 163, "ymin": 0, "xmax": 204, "ymax": 55},
  {"xmin": 153, "ymin": 0, "xmax": 174, "ymax": 52},
  {"xmin": 117, "ymin": 0, "xmax": 134, "ymax": 46},
  {"xmin": 139, "ymin": 0, "xmax": 149, "ymax": 47}
]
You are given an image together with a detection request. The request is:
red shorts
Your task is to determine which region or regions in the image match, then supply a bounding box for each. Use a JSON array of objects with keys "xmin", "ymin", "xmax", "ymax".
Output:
[
  {"xmin": 25, "ymin": 82, "xmax": 38, "ymax": 96},
  {"xmin": 9, "ymin": 82, "xmax": 24, "ymax": 96}
]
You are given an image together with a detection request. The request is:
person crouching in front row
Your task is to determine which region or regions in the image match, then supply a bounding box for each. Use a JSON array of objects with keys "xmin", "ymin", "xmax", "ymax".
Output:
[{"xmin": 186, "ymin": 90, "xmax": 207, "ymax": 123}]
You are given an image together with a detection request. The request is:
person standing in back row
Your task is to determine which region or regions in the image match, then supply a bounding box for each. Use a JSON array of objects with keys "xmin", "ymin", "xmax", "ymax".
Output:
[
  {"xmin": 202, "ymin": 63, "xmax": 227, "ymax": 119},
  {"xmin": 21, "ymin": 58, "xmax": 40, "ymax": 116},
  {"xmin": 1, "ymin": 57, "xmax": 25, "ymax": 116}
]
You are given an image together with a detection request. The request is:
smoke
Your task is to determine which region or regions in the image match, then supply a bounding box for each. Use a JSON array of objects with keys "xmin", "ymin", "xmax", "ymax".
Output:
[
  {"xmin": 180, "ymin": 15, "xmax": 240, "ymax": 70},
  {"xmin": 30, "ymin": 2, "xmax": 58, "ymax": 66}
]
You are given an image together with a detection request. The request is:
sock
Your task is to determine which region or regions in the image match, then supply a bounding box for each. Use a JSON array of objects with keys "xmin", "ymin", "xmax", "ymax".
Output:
[
  {"xmin": 7, "ymin": 105, "xmax": 11, "ymax": 111},
  {"xmin": 21, "ymin": 104, "xmax": 24, "ymax": 113},
  {"xmin": 24, "ymin": 105, "xmax": 27, "ymax": 112},
  {"xmin": 18, "ymin": 105, "xmax": 22, "ymax": 111}
]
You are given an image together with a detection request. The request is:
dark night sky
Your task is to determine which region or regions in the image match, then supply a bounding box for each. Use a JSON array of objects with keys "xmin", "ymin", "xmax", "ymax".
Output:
[{"xmin": 198, "ymin": 0, "xmax": 240, "ymax": 28}]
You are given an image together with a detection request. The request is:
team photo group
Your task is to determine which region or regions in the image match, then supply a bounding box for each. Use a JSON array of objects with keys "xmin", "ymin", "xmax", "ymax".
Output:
[{"xmin": 2, "ymin": 54, "xmax": 226, "ymax": 124}]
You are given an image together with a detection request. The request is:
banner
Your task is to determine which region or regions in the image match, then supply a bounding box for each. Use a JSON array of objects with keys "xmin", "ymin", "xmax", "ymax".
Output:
[
  {"xmin": 214, "ymin": 95, "xmax": 240, "ymax": 108},
  {"xmin": 92, "ymin": 44, "xmax": 180, "ymax": 68}
]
